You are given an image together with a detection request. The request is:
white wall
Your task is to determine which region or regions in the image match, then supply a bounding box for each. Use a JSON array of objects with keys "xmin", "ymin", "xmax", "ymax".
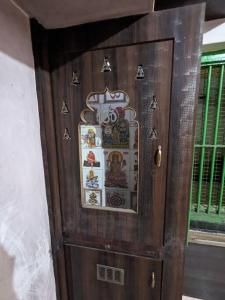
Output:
[
  {"xmin": 203, "ymin": 18, "xmax": 225, "ymax": 52},
  {"xmin": 0, "ymin": 1, "xmax": 56, "ymax": 299}
]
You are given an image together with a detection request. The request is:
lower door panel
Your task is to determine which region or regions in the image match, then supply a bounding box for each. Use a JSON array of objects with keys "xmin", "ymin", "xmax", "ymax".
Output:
[{"xmin": 65, "ymin": 245, "xmax": 162, "ymax": 300}]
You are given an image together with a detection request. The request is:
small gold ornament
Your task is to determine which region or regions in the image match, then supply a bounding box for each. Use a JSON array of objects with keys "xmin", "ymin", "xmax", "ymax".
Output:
[
  {"xmin": 150, "ymin": 128, "xmax": 158, "ymax": 140},
  {"xmin": 150, "ymin": 96, "xmax": 158, "ymax": 110},
  {"xmin": 61, "ymin": 101, "xmax": 69, "ymax": 114},
  {"xmin": 136, "ymin": 65, "xmax": 144, "ymax": 79},
  {"xmin": 63, "ymin": 128, "xmax": 71, "ymax": 140},
  {"xmin": 71, "ymin": 71, "xmax": 80, "ymax": 85},
  {"xmin": 101, "ymin": 57, "xmax": 111, "ymax": 72}
]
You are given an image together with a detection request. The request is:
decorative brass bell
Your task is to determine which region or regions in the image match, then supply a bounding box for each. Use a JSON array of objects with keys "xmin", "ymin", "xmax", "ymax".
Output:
[
  {"xmin": 150, "ymin": 96, "xmax": 158, "ymax": 110},
  {"xmin": 61, "ymin": 101, "xmax": 69, "ymax": 114},
  {"xmin": 150, "ymin": 128, "xmax": 158, "ymax": 140},
  {"xmin": 63, "ymin": 128, "xmax": 71, "ymax": 140},
  {"xmin": 136, "ymin": 64, "xmax": 144, "ymax": 79},
  {"xmin": 71, "ymin": 71, "xmax": 80, "ymax": 85},
  {"xmin": 101, "ymin": 57, "xmax": 111, "ymax": 72}
]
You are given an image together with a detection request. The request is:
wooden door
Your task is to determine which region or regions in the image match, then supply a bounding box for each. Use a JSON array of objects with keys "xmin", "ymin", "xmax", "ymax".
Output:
[
  {"xmin": 31, "ymin": 3, "xmax": 205, "ymax": 300},
  {"xmin": 51, "ymin": 40, "xmax": 172, "ymax": 300}
]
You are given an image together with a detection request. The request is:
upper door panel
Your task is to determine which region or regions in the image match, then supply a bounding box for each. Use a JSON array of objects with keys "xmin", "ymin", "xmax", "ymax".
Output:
[{"xmin": 51, "ymin": 40, "xmax": 173, "ymax": 257}]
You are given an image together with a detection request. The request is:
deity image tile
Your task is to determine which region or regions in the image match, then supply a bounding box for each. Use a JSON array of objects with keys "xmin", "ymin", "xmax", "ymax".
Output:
[
  {"xmin": 84, "ymin": 190, "xmax": 102, "ymax": 206},
  {"xmin": 82, "ymin": 148, "xmax": 103, "ymax": 168},
  {"xmin": 105, "ymin": 188, "xmax": 130, "ymax": 209},
  {"xmin": 104, "ymin": 150, "xmax": 129, "ymax": 188},
  {"xmin": 101, "ymin": 107, "xmax": 130, "ymax": 148},
  {"xmin": 83, "ymin": 168, "xmax": 103, "ymax": 189},
  {"xmin": 80, "ymin": 125, "xmax": 102, "ymax": 148},
  {"xmin": 79, "ymin": 88, "xmax": 139, "ymax": 211}
]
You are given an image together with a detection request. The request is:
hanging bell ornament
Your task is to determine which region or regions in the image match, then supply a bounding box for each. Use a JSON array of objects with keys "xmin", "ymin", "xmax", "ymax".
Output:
[
  {"xmin": 63, "ymin": 128, "xmax": 71, "ymax": 140},
  {"xmin": 150, "ymin": 96, "xmax": 158, "ymax": 110},
  {"xmin": 71, "ymin": 71, "xmax": 80, "ymax": 86},
  {"xmin": 101, "ymin": 57, "xmax": 111, "ymax": 72},
  {"xmin": 61, "ymin": 101, "xmax": 69, "ymax": 114},
  {"xmin": 150, "ymin": 128, "xmax": 158, "ymax": 140},
  {"xmin": 136, "ymin": 64, "xmax": 144, "ymax": 79}
]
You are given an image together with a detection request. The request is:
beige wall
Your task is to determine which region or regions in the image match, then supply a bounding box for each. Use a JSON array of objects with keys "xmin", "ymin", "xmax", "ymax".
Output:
[{"xmin": 0, "ymin": 1, "xmax": 56, "ymax": 299}]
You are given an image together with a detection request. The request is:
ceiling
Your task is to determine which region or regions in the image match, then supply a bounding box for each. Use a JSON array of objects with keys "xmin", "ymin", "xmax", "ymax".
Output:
[
  {"xmin": 155, "ymin": 0, "xmax": 225, "ymax": 21},
  {"xmin": 13, "ymin": 0, "xmax": 225, "ymax": 29},
  {"xmin": 12, "ymin": 0, "xmax": 153, "ymax": 29}
]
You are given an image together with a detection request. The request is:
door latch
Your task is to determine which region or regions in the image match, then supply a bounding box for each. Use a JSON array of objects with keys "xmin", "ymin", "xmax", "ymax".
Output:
[
  {"xmin": 155, "ymin": 145, "xmax": 162, "ymax": 167},
  {"xmin": 151, "ymin": 272, "xmax": 156, "ymax": 288}
]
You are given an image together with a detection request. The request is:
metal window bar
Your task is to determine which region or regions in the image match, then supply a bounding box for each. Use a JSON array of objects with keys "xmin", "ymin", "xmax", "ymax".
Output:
[{"xmin": 189, "ymin": 57, "xmax": 225, "ymax": 225}]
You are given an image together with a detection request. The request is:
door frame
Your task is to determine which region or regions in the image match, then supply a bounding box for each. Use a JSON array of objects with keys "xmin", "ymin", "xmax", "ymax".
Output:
[{"xmin": 31, "ymin": 4, "xmax": 205, "ymax": 300}]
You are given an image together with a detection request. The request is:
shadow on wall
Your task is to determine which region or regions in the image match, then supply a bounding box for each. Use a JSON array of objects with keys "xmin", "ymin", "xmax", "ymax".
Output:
[
  {"xmin": 0, "ymin": 0, "xmax": 34, "ymax": 68},
  {"xmin": 0, "ymin": 245, "xmax": 18, "ymax": 300}
]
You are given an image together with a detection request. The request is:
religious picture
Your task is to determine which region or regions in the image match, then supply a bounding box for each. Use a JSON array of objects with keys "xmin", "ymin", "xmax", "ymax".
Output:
[
  {"xmin": 79, "ymin": 88, "xmax": 139, "ymax": 212},
  {"xmin": 83, "ymin": 168, "xmax": 103, "ymax": 189},
  {"xmin": 104, "ymin": 150, "xmax": 128, "ymax": 188},
  {"xmin": 102, "ymin": 107, "xmax": 129, "ymax": 148},
  {"xmin": 82, "ymin": 149, "xmax": 102, "ymax": 167},
  {"xmin": 80, "ymin": 125, "xmax": 101, "ymax": 148},
  {"xmin": 84, "ymin": 190, "xmax": 102, "ymax": 206},
  {"xmin": 105, "ymin": 188, "xmax": 129, "ymax": 209}
]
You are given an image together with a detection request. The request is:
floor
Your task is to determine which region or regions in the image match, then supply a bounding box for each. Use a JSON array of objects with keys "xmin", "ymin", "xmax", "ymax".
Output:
[{"xmin": 183, "ymin": 242, "xmax": 225, "ymax": 300}]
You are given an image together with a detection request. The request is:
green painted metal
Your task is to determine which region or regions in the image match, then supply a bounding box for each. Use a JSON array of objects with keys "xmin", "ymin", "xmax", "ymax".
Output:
[
  {"xmin": 218, "ymin": 156, "xmax": 225, "ymax": 214},
  {"xmin": 191, "ymin": 212, "xmax": 225, "ymax": 224},
  {"xmin": 188, "ymin": 149, "xmax": 195, "ymax": 233},
  {"xmin": 189, "ymin": 51, "xmax": 225, "ymax": 226},
  {"xmin": 208, "ymin": 65, "xmax": 224, "ymax": 213},
  {"xmin": 202, "ymin": 50, "xmax": 225, "ymax": 65},
  {"xmin": 196, "ymin": 65, "xmax": 212, "ymax": 213}
]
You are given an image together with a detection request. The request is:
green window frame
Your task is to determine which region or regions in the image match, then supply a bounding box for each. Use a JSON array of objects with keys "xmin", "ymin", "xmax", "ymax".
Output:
[{"xmin": 189, "ymin": 50, "xmax": 225, "ymax": 226}]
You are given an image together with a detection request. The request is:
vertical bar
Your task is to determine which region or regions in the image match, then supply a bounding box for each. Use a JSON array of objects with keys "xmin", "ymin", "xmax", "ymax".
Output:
[
  {"xmin": 197, "ymin": 66, "xmax": 212, "ymax": 213},
  {"xmin": 218, "ymin": 155, "xmax": 225, "ymax": 214},
  {"xmin": 208, "ymin": 65, "xmax": 224, "ymax": 213},
  {"xmin": 188, "ymin": 149, "xmax": 195, "ymax": 241}
]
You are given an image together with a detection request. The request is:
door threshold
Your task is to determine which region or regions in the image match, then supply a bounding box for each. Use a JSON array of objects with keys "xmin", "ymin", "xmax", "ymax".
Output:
[{"xmin": 188, "ymin": 230, "xmax": 225, "ymax": 247}]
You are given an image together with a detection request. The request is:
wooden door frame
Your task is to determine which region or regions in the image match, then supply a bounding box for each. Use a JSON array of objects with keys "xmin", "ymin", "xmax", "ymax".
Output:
[{"xmin": 31, "ymin": 4, "xmax": 205, "ymax": 300}]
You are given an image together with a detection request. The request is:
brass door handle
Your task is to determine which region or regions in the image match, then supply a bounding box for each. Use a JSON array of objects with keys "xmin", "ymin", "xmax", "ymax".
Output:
[
  {"xmin": 151, "ymin": 272, "xmax": 155, "ymax": 288},
  {"xmin": 155, "ymin": 145, "xmax": 162, "ymax": 167}
]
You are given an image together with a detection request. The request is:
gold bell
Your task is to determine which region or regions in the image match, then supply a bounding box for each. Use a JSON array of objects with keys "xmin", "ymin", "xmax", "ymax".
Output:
[
  {"xmin": 101, "ymin": 57, "xmax": 111, "ymax": 72},
  {"xmin": 136, "ymin": 65, "xmax": 144, "ymax": 79}
]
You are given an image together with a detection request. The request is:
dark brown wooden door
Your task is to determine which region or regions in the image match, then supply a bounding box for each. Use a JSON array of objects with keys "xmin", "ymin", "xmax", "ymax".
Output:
[
  {"xmin": 51, "ymin": 40, "xmax": 172, "ymax": 300},
  {"xmin": 52, "ymin": 40, "xmax": 172, "ymax": 256},
  {"xmin": 32, "ymin": 4, "xmax": 205, "ymax": 300}
]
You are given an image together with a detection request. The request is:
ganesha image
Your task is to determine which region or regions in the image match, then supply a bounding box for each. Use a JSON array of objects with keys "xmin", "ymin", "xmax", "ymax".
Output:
[{"xmin": 105, "ymin": 151, "xmax": 127, "ymax": 188}]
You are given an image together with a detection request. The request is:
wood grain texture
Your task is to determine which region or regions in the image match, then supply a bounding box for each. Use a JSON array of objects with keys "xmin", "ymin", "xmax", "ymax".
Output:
[
  {"xmin": 31, "ymin": 3, "xmax": 205, "ymax": 300},
  {"xmin": 50, "ymin": 40, "xmax": 172, "ymax": 259},
  {"xmin": 65, "ymin": 245, "xmax": 162, "ymax": 300}
]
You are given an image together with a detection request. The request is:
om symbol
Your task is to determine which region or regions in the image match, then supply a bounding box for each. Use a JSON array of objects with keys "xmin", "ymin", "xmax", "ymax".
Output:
[{"xmin": 102, "ymin": 108, "xmax": 118, "ymax": 124}]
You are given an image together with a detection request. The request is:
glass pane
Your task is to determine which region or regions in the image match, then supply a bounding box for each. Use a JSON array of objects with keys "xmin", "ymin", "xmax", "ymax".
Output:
[{"xmin": 79, "ymin": 88, "xmax": 139, "ymax": 212}]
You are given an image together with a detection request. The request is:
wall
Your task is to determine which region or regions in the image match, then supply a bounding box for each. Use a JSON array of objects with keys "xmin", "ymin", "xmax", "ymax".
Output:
[
  {"xmin": 0, "ymin": 1, "xmax": 56, "ymax": 299},
  {"xmin": 203, "ymin": 18, "xmax": 225, "ymax": 52}
]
